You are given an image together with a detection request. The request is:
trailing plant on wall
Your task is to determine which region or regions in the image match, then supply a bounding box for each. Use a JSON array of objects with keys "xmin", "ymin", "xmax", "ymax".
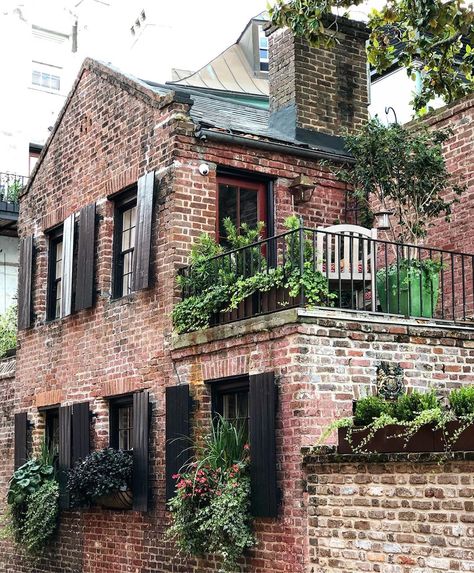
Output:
[
  {"xmin": 173, "ymin": 216, "xmax": 334, "ymax": 334},
  {"xmin": 320, "ymin": 386, "xmax": 474, "ymax": 454},
  {"xmin": 4, "ymin": 442, "xmax": 59, "ymax": 554},
  {"xmin": 167, "ymin": 416, "xmax": 254, "ymax": 572}
]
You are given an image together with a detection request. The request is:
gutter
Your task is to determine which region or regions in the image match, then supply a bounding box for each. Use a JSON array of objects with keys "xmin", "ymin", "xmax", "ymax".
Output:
[{"xmin": 196, "ymin": 128, "xmax": 354, "ymax": 164}]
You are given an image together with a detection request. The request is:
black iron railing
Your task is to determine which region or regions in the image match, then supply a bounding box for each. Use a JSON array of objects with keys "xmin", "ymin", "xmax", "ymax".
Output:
[
  {"xmin": 179, "ymin": 226, "xmax": 474, "ymax": 326},
  {"xmin": 0, "ymin": 172, "xmax": 28, "ymax": 204}
]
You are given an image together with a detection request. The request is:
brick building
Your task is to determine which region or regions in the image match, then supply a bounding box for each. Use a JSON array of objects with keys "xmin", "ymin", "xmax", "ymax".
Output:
[{"xmin": 1, "ymin": 16, "xmax": 474, "ymax": 573}]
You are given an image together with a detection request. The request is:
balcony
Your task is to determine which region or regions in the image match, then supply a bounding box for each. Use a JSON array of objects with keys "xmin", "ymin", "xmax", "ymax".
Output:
[
  {"xmin": 0, "ymin": 172, "xmax": 27, "ymax": 235},
  {"xmin": 176, "ymin": 224, "xmax": 474, "ymax": 334}
]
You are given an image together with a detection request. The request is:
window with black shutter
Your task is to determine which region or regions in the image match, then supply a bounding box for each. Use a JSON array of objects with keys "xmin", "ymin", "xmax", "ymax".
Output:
[
  {"xmin": 165, "ymin": 385, "xmax": 191, "ymax": 501},
  {"xmin": 207, "ymin": 372, "xmax": 278, "ymax": 518},
  {"xmin": 112, "ymin": 188, "xmax": 137, "ymax": 298},
  {"xmin": 14, "ymin": 412, "xmax": 28, "ymax": 470},
  {"xmin": 109, "ymin": 395, "xmax": 134, "ymax": 451},
  {"xmin": 75, "ymin": 203, "xmax": 96, "ymax": 312},
  {"xmin": 47, "ymin": 226, "xmax": 64, "ymax": 320},
  {"xmin": 44, "ymin": 407, "xmax": 59, "ymax": 456},
  {"xmin": 108, "ymin": 391, "xmax": 150, "ymax": 511},
  {"xmin": 18, "ymin": 237, "xmax": 33, "ymax": 330},
  {"xmin": 112, "ymin": 171, "xmax": 155, "ymax": 298}
]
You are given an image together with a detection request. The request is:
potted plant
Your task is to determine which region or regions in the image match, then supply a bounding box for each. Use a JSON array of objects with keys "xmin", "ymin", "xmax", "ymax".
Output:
[
  {"xmin": 67, "ymin": 448, "xmax": 133, "ymax": 510},
  {"xmin": 338, "ymin": 119, "xmax": 465, "ymax": 318},
  {"xmin": 444, "ymin": 386, "xmax": 474, "ymax": 451},
  {"xmin": 167, "ymin": 416, "xmax": 254, "ymax": 572},
  {"xmin": 336, "ymin": 389, "xmax": 447, "ymax": 454},
  {"xmin": 172, "ymin": 216, "xmax": 334, "ymax": 334},
  {"xmin": 4, "ymin": 443, "xmax": 59, "ymax": 554}
]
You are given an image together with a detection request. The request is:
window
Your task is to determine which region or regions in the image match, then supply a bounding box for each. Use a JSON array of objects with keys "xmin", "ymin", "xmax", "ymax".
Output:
[
  {"xmin": 109, "ymin": 396, "xmax": 133, "ymax": 450},
  {"xmin": 217, "ymin": 177, "xmax": 267, "ymax": 246},
  {"xmin": 47, "ymin": 227, "xmax": 64, "ymax": 320},
  {"xmin": 212, "ymin": 376, "xmax": 249, "ymax": 437},
  {"xmin": 31, "ymin": 62, "xmax": 61, "ymax": 91},
  {"xmin": 44, "ymin": 407, "xmax": 59, "ymax": 456},
  {"xmin": 258, "ymin": 26, "xmax": 269, "ymax": 72},
  {"xmin": 113, "ymin": 189, "xmax": 137, "ymax": 298}
]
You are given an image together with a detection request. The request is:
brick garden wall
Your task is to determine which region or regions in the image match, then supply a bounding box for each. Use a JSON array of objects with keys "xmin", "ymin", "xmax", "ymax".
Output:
[
  {"xmin": 304, "ymin": 451, "xmax": 474, "ymax": 573},
  {"xmin": 171, "ymin": 308, "xmax": 474, "ymax": 573}
]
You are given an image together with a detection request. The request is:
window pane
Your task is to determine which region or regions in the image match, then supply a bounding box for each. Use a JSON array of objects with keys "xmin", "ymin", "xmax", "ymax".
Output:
[
  {"xmin": 218, "ymin": 184, "xmax": 238, "ymax": 240},
  {"xmin": 32, "ymin": 70, "xmax": 41, "ymax": 85},
  {"xmin": 117, "ymin": 404, "xmax": 133, "ymax": 450},
  {"xmin": 119, "ymin": 429, "xmax": 130, "ymax": 450},
  {"xmin": 51, "ymin": 75, "xmax": 60, "ymax": 90},
  {"xmin": 239, "ymin": 188, "xmax": 258, "ymax": 228},
  {"xmin": 260, "ymin": 61, "xmax": 269, "ymax": 72},
  {"xmin": 122, "ymin": 228, "xmax": 131, "ymax": 250}
]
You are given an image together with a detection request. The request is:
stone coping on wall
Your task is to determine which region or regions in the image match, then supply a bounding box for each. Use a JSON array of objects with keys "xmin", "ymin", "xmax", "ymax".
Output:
[
  {"xmin": 171, "ymin": 306, "xmax": 474, "ymax": 351},
  {"xmin": 301, "ymin": 445, "xmax": 474, "ymax": 466}
]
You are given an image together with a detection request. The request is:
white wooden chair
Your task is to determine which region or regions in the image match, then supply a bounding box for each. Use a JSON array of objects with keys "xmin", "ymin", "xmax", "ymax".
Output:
[{"xmin": 316, "ymin": 224, "xmax": 378, "ymax": 311}]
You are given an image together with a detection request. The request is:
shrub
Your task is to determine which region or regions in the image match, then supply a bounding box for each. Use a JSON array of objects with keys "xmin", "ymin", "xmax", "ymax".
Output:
[
  {"xmin": 394, "ymin": 389, "xmax": 439, "ymax": 422},
  {"xmin": 354, "ymin": 396, "xmax": 393, "ymax": 426},
  {"xmin": 449, "ymin": 386, "xmax": 474, "ymax": 417},
  {"xmin": 167, "ymin": 417, "xmax": 254, "ymax": 572},
  {"xmin": 67, "ymin": 448, "xmax": 132, "ymax": 507}
]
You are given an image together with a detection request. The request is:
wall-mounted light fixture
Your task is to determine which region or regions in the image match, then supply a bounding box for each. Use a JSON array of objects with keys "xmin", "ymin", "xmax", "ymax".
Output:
[
  {"xmin": 374, "ymin": 209, "xmax": 393, "ymax": 230},
  {"xmin": 289, "ymin": 174, "xmax": 315, "ymax": 205}
]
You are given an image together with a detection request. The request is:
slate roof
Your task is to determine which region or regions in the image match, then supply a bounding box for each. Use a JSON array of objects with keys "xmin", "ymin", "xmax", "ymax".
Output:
[{"xmin": 143, "ymin": 80, "xmax": 350, "ymax": 159}]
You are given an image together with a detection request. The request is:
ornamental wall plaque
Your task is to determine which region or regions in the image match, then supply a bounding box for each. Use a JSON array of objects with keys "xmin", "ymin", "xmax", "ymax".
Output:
[{"xmin": 376, "ymin": 361, "xmax": 404, "ymax": 400}]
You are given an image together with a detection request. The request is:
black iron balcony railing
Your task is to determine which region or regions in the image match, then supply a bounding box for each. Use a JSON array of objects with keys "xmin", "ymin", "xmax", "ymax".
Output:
[
  {"xmin": 179, "ymin": 225, "xmax": 474, "ymax": 328},
  {"xmin": 0, "ymin": 172, "xmax": 28, "ymax": 205}
]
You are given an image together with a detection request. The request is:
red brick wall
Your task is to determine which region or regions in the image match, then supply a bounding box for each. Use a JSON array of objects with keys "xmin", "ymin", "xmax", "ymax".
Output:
[{"xmin": 5, "ymin": 57, "xmax": 474, "ymax": 573}]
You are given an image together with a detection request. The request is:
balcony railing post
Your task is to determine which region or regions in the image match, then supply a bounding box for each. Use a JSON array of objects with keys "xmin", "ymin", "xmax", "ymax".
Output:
[{"xmin": 299, "ymin": 218, "xmax": 305, "ymax": 307}]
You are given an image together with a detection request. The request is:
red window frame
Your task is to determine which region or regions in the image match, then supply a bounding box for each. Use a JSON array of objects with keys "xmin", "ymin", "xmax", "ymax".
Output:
[{"xmin": 216, "ymin": 176, "xmax": 267, "ymax": 243}]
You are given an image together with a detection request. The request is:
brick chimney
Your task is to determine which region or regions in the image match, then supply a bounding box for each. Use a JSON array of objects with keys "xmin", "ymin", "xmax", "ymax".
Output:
[{"xmin": 268, "ymin": 17, "xmax": 369, "ymax": 142}]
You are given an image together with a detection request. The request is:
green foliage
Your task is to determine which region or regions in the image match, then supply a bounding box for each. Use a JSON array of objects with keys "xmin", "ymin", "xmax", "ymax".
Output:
[
  {"xmin": 5, "ymin": 453, "xmax": 58, "ymax": 553},
  {"xmin": 172, "ymin": 217, "xmax": 334, "ymax": 334},
  {"xmin": 0, "ymin": 305, "xmax": 17, "ymax": 358},
  {"xmin": 337, "ymin": 119, "xmax": 464, "ymax": 245},
  {"xmin": 354, "ymin": 395, "xmax": 394, "ymax": 426},
  {"xmin": 394, "ymin": 389, "xmax": 439, "ymax": 421},
  {"xmin": 67, "ymin": 448, "xmax": 132, "ymax": 507},
  {"xmin": 22, "ymin": 480, "xmax": 59, "ymax": 554},
  {"xmin": 449, "ymin": 386, "xmax": 474, "ymax": 417},
  {"xmin": 167, "ymin": 418, "xmax": 254, "ymax": 572},
  {"xmin": 6, "ymin": 181, "xmax": 22, "ymax": 203},
  {"xmin": 321, "ymin": 387, "xmax": 474, "ymax": 453},
  {"xmin": 269, "ymin": 0, "xmax": 474, "ymax": 113},
  {"xmin": 377, "ymin": 258, "xmax": 443, "ymax": 288}
]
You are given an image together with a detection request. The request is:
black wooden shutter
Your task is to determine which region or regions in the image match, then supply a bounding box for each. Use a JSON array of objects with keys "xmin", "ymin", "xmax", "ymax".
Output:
[
  {"xmin": 75, "ymin": 203, "xmax": 96, "ymax": 312},
  {"xmin": 72, "ymin": 402, "xmax": 90, "ymax": 464},
  {"xmin": 132, "ymin": 171, "xmax": 155, "ymax": 291},
  {"xmin": 18, "ymin": 236, "xmax": 33, "ymax": 330},
  {"xmin": 165, "ymin": 385, "xmax": 191, "ymax": 501},
  {"xmin": 14, "ymin": 412, "xmax": 28, "ymax": 469},
  {"xmin": 132, "ymin": 390, "xmax": 150, "ymax": 511},
  {"xmin": 58, "ymin": 405, "xmax": 72, "ymax": 509},
  {"xmin": 249, "ymin": 372, "xmax": 278, "ymax": 517}
]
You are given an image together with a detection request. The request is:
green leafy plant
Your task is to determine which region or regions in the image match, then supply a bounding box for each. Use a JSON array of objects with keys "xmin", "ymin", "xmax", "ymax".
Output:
[
  {"xmin": 449, "ymin": 386, "xmax": 474, "ymax": 417},
  {"xmin": 394, "ymin": 389, "xmax": 439, "ymax": 422},
  {"xmin": 320, "ymin": 387, "xmax": 474, "ymax": 454},
  {"xmin": 67, "ymin": 448, "xmax": 132, "ymax": 507},
  {"xmin": 0, "ymin": 304, "xmax": 17, "ymax": 358},
  {"xmin": 173, "ymin": 217, "xmax": 334, "ymax": 334},
  {"xmin": 4, "ymin": 448, "xmax": 58, "ymax": 553},
  {"xmin": 353, "ymin": 395, "xmax": 394, "ymax": 426},
  {"xmin": 167, "ymin": 416, "xmax": 254, "ymax": 572},
  {"xmin": 338, "ymin": 119, "xmax": 465, "ymax": 247},
  {"xmin": 269, "ymin": 0, "xmax": 474, "ymax": 114}
]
